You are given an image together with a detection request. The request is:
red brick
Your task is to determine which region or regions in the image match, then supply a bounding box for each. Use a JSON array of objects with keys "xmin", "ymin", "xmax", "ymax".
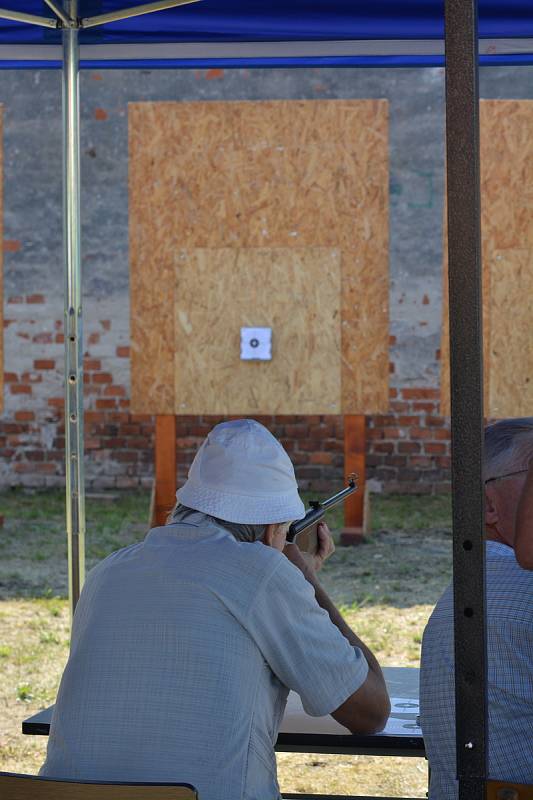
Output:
[
  {"xmin": 26, "ymin": 293, "xmax": 45, "ymax": 304},
  {"xmin": 4, "ymin": 372, "xmax": 18, "ymax": 383},
  {"xmin": 389, "ymin": 388, "xmax": 398, "ymax": 398},
  {"xmin": 84, "ymin": 359, "xmax": 102, "ymax": 371},
  {"xmin": 96, "ymin": 399, "xmax": 117, "ymax": 409},
  {"xmin": 397, "ymin": 416, "xmax": 420, "ymax": 427},
  {"xmin": 389, "ymin": 455, "xmax": 407, "ymax": 467},
  {"xmin": 373, "ymin": 415, "xmax": 396, "ymax": 427},
  {"xmin": 104, "ymin": 385, "xmax": 126, "ymax": 397},
  {"xmin": 411, "ymin": 456, "xmax": 432, "ymax": 468},
  {"xmin": 424, "ymin": 442, "xmax": 447, "ymax": 455},
  {"xmin": 48, "ymin": 398, "xmax": 65, "ymax": 408},
  {"xmin": 85, "ymin": 438, "xmax": 101, "ymax": 450},
  {"xmin": 14, "ymin": 411, "xmax": 35, "ymax": 422},
  {"xmin": 389, "ymin": 362, "xmax": 395, "ymax": 374},
  {"xmin": 432, "ymin": 428, "xmax": 451, "ymax": 440},
  {"xmin": 21, "ymin": 372, "xmax": 42, "ymax": 384},
  {"xmin": 398, "ymin": 441, "xmax": 421, "ymax": 454},
  {"xmin": 410, "ymin": 428, "xmax": 433, "ymax": 440},
  {"xmin": 92, "ymin": 373, "xmax": 113, "ymax": 384},
  {"xmin": 425, "ymin": 415, "xmax": 446, "ymax": 427},
  {"xmin": 94, "ymin": 108, "xmax": 108, "ymax": 121},
  {"xmin": 7, "ymin": 295, "xmax": 23, "ymax": 303},
  {"xmin": 389, "ymin": 401, "xmax": 409, "ymax": 413},
  {"xmin": 10, "ymin": 384, "xmax": 31, "ymax": 395},
  {"xmin": 101, "ymin": 320, "xmax": 111, "ymax": 331},
  {"xmin": 375, "ymin": 442, "xmax": 394, "ymax": 454},
  {"xmin": 85, "ymin": 411, "xmax": 106, "ymax": 424},
  {"xmin": 55, "ymin": 333, "xmax": 65, "ymax": 344},
  {"xmin": 412, "ymin": 402, "xmax": 438, "ymax": 413},
  {"xmin": 34, "ymin": 359, "xmax": 55, "ymax": 370},
  {"xmin": 32, "ymin": 332, "xmax": 53, "ymax": 344},
  {"xmin": 383, "ymin": 427, "xmax": 402, "ymax": 439},
  {"xmin": 116, "ymin": 346, "xmax": 130, "ymax": 358},
  {"xmin": 401, "ymin": 387, "xmax": 439, "ymax": 400},
  {"xmin": 437, "ymin": 456, "xmax": 452, "ymax": 469},
  {"xmin": 26, "ymin": 450, "xmax": 44, "ymax": 462},
  {"xmin": 309, "ymin": 452, "xmax": 333, "ymax": 465},
  {"xmin": 88, "ymin": 332, "xmax": 100, "ymax": 345},
  {"xmin": 34, "ymin": 463, "xmax": 57, "ymax": 474}
]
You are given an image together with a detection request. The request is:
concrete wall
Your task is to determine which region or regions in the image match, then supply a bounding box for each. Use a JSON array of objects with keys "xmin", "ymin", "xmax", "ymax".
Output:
[{"xmin": 1, "ymin": 65, "xmax": 532, "ymax": 491}]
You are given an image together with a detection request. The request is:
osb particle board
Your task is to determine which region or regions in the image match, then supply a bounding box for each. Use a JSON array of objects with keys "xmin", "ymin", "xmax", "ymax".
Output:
[
  {"xmin": 174, "ymin": 248, "xmax": 341, "ymax": 415},
  {"xmin": 129, "ymin": 99, "xmax": 389, "ymax": 415},
  {"xmin": 489, "ymin": 250, "xmax": 533, "ymax": 418},
  {"xmin": 440, "ymin": 100, "xmax": 533, "ymax": 417}
]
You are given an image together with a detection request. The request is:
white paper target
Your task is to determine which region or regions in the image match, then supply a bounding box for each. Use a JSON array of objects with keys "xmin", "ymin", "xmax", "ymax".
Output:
[{"xmin": 240, "ymin": 327, "xmax": 272, "ymax": 360}]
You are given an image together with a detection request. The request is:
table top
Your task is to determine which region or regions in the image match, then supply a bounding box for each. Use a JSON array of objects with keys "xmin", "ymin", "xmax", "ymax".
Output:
[{"xmin": 22, "ymin": 666, "xmax": 424, "ymax": 758}]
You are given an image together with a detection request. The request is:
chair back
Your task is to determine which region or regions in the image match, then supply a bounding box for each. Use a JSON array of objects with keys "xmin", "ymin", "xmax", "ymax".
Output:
[
  {"xmin": 486, "ymin": 781, "xmax": 533, "ymax": 800},
  {"xmin": 0, "ymin": 772, "xmax": 198, "ymax": 800}
]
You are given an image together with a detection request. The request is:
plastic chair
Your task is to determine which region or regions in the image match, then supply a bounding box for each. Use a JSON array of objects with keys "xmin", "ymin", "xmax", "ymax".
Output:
[{"xmin": 0, "ymin": 772, "xmax": 198, "ymax": 799}]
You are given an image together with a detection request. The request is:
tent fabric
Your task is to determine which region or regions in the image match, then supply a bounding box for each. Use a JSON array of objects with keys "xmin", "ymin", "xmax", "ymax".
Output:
[{"xmin": 0, "ymin": 1, "xmax": 532, "ymax": 68}]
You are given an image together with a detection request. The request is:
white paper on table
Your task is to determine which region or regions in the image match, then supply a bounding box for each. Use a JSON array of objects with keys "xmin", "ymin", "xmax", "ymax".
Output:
[
  {"xmin": 389, "ymin": 696, "xmax": 419, "ymax": 716},
  {"xmin": 279, "ymin": 691, "xmax": 421, "ymax": 737}
]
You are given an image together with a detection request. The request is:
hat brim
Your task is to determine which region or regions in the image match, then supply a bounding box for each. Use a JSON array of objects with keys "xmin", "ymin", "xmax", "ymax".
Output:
[{"xmin": 176, "ymin": 481, "xmax": 306, "ymax": 525}]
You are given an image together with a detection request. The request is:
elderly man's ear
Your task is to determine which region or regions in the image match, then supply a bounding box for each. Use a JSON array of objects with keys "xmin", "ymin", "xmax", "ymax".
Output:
[{"xmin": 263, "ymin": 523, "xmax": 288, "ymax": 552}]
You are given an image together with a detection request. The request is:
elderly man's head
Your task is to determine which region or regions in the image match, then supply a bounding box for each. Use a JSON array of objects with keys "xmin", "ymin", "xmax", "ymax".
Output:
[
  {"xmin": 484, "ymin": 417, "xmax": 533, "ymax": 546},
  {"xmin": 169, "ymin": 419, "xmax": 305, "ymax": 549}
]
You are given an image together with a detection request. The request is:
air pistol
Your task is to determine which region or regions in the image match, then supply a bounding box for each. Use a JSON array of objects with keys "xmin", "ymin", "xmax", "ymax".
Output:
[{"xmin": 287, "ymin": 474, "xmax": 358, "ymax": 554}]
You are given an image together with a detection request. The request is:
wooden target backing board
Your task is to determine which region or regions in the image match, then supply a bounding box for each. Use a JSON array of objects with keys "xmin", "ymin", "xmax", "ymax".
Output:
[
  {"xmin": 441, "ymin": 100, "xmax": 533, "ymax": 418},
  {"xmin": 129, "ymin": 100, "xmax": 389, "ymax": 416}
]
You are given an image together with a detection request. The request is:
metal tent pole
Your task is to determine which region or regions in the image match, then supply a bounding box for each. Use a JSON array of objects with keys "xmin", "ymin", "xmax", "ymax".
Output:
[
  {"xmin": 62, "ymin": 0, "xmax": 85, "ymax": 619},
  {"xmin": 444, "ymin": 2, "xmax": 487, "ymax": 800}
]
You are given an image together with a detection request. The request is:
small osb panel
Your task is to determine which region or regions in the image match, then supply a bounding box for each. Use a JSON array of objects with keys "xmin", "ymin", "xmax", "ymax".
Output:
[
  {"xmin": 489, "ymin": 250, "xmax": 533, "ymax": 417},
  {"xmin": 440, "ymin": 100, "xmax": 533, "ymax": 417},
  {"xmin": 129, "ymin": 100, "xmax": 389, "ymax": 415},
  {"xmin": 174, "ymin": 248, "xmax": 341, "ymax": 415}
]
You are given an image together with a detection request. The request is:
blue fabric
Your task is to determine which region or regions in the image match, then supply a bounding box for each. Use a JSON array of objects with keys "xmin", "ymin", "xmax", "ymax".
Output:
[{"xmin": 0, "ymin": 1, "xmax": 532, "ymax": 67}]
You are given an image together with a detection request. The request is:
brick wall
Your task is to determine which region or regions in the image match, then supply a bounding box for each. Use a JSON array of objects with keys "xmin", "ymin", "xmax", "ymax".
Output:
[{"xmin": 0, "ymin": 294, "xmax": 451, "ymax": 493}]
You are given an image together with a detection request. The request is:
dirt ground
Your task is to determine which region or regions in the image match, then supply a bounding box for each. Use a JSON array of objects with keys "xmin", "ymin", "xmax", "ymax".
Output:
[{"xmin": 0, "ymin": 490, "xmax": 452, "ymax": 797}]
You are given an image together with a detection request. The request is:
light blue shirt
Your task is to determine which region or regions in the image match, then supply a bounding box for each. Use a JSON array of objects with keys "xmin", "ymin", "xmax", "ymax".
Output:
[
  {"xmin": 420, "ymin": 541, "xmax": 533, "ymax": 800},
  {"xmin": 40, "ymin": 517, "xmax": 368, "ymax": 799}
]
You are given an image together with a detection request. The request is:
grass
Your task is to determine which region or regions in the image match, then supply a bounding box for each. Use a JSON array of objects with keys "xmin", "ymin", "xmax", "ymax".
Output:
[{"xmin": 0, "ymin": 488, "xmax": 453, "ymax": 797}]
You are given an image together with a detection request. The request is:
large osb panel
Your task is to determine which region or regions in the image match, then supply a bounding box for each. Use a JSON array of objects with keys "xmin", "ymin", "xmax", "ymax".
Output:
[
  {"xmin": 129, "ymin": 106, "xmax": 176, "ymax": 413},
  {"xmin": 440, "ymin": 100, "xmax": 533, "ymax": 417},
  {"xmin": 174, "ymin": 248, "xmax": 341, "ymax": 415},
  {"xmin": 489, "ymin": 250, "xmax": 533, "ymax": 417},
  {"xmin": 129, "ymin": 100, "xmax": 389, "ymax": 415}
]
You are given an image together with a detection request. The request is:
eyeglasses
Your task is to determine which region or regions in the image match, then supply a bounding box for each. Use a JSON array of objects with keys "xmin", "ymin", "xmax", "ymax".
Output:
[{"xmin": 484, "ymin": 468, "xmax": 529, "ymax": 484}]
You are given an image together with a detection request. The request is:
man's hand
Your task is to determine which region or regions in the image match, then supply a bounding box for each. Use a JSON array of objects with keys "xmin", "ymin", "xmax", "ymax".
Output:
[{"xmin": 283, "ymin": 523, "xmax": 335, "ymax": 577}]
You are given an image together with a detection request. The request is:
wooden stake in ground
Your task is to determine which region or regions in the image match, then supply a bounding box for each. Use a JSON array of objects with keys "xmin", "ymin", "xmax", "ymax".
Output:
[{"xmin": 341, "ymin": 414, "xmax": 368, "ymax": 545}]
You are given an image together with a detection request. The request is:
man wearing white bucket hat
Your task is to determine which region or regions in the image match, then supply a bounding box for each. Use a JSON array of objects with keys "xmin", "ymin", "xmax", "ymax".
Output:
[{"xmin": 40, "ymin": 419, "xmax": 390, "ymax": 800}]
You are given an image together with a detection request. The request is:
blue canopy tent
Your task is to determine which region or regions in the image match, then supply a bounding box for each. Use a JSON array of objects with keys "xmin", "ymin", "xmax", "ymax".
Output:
[{"xmin": 0, "ymin": 3, "xmax": 531, "ymax": 799}]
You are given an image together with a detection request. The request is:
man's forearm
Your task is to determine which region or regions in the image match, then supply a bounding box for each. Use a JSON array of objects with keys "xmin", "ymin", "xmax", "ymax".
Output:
[{"xmin": 304, "ymin": 570, "xmax": 386, "ymax": 683}]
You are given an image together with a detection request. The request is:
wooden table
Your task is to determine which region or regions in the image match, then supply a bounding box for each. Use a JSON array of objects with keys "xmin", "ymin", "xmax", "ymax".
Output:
[{"xmin": 23, "ymin": 667, "xmax": 425, "ymax": 799}]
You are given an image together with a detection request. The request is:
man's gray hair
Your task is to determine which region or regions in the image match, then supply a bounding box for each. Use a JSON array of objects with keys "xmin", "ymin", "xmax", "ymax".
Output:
[{"xmin": 485, "ymin": 417, "xmax": 533, "ymax": 479}]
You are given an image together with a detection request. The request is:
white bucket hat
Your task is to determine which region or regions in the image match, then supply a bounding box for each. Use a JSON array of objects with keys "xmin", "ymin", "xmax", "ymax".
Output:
[{"xmin": 176, "ymin": 419, "xmax": 306, "ymax": 524}]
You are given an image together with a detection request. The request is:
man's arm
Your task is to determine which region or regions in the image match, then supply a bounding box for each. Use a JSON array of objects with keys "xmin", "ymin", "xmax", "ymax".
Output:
[
  {"xmin": 514, "ymin": 459, "xmax": 533, "ymax": 570},
  {"xmin": 284, "ymin": 526, "xmax": 390, "ymax": 735}
]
